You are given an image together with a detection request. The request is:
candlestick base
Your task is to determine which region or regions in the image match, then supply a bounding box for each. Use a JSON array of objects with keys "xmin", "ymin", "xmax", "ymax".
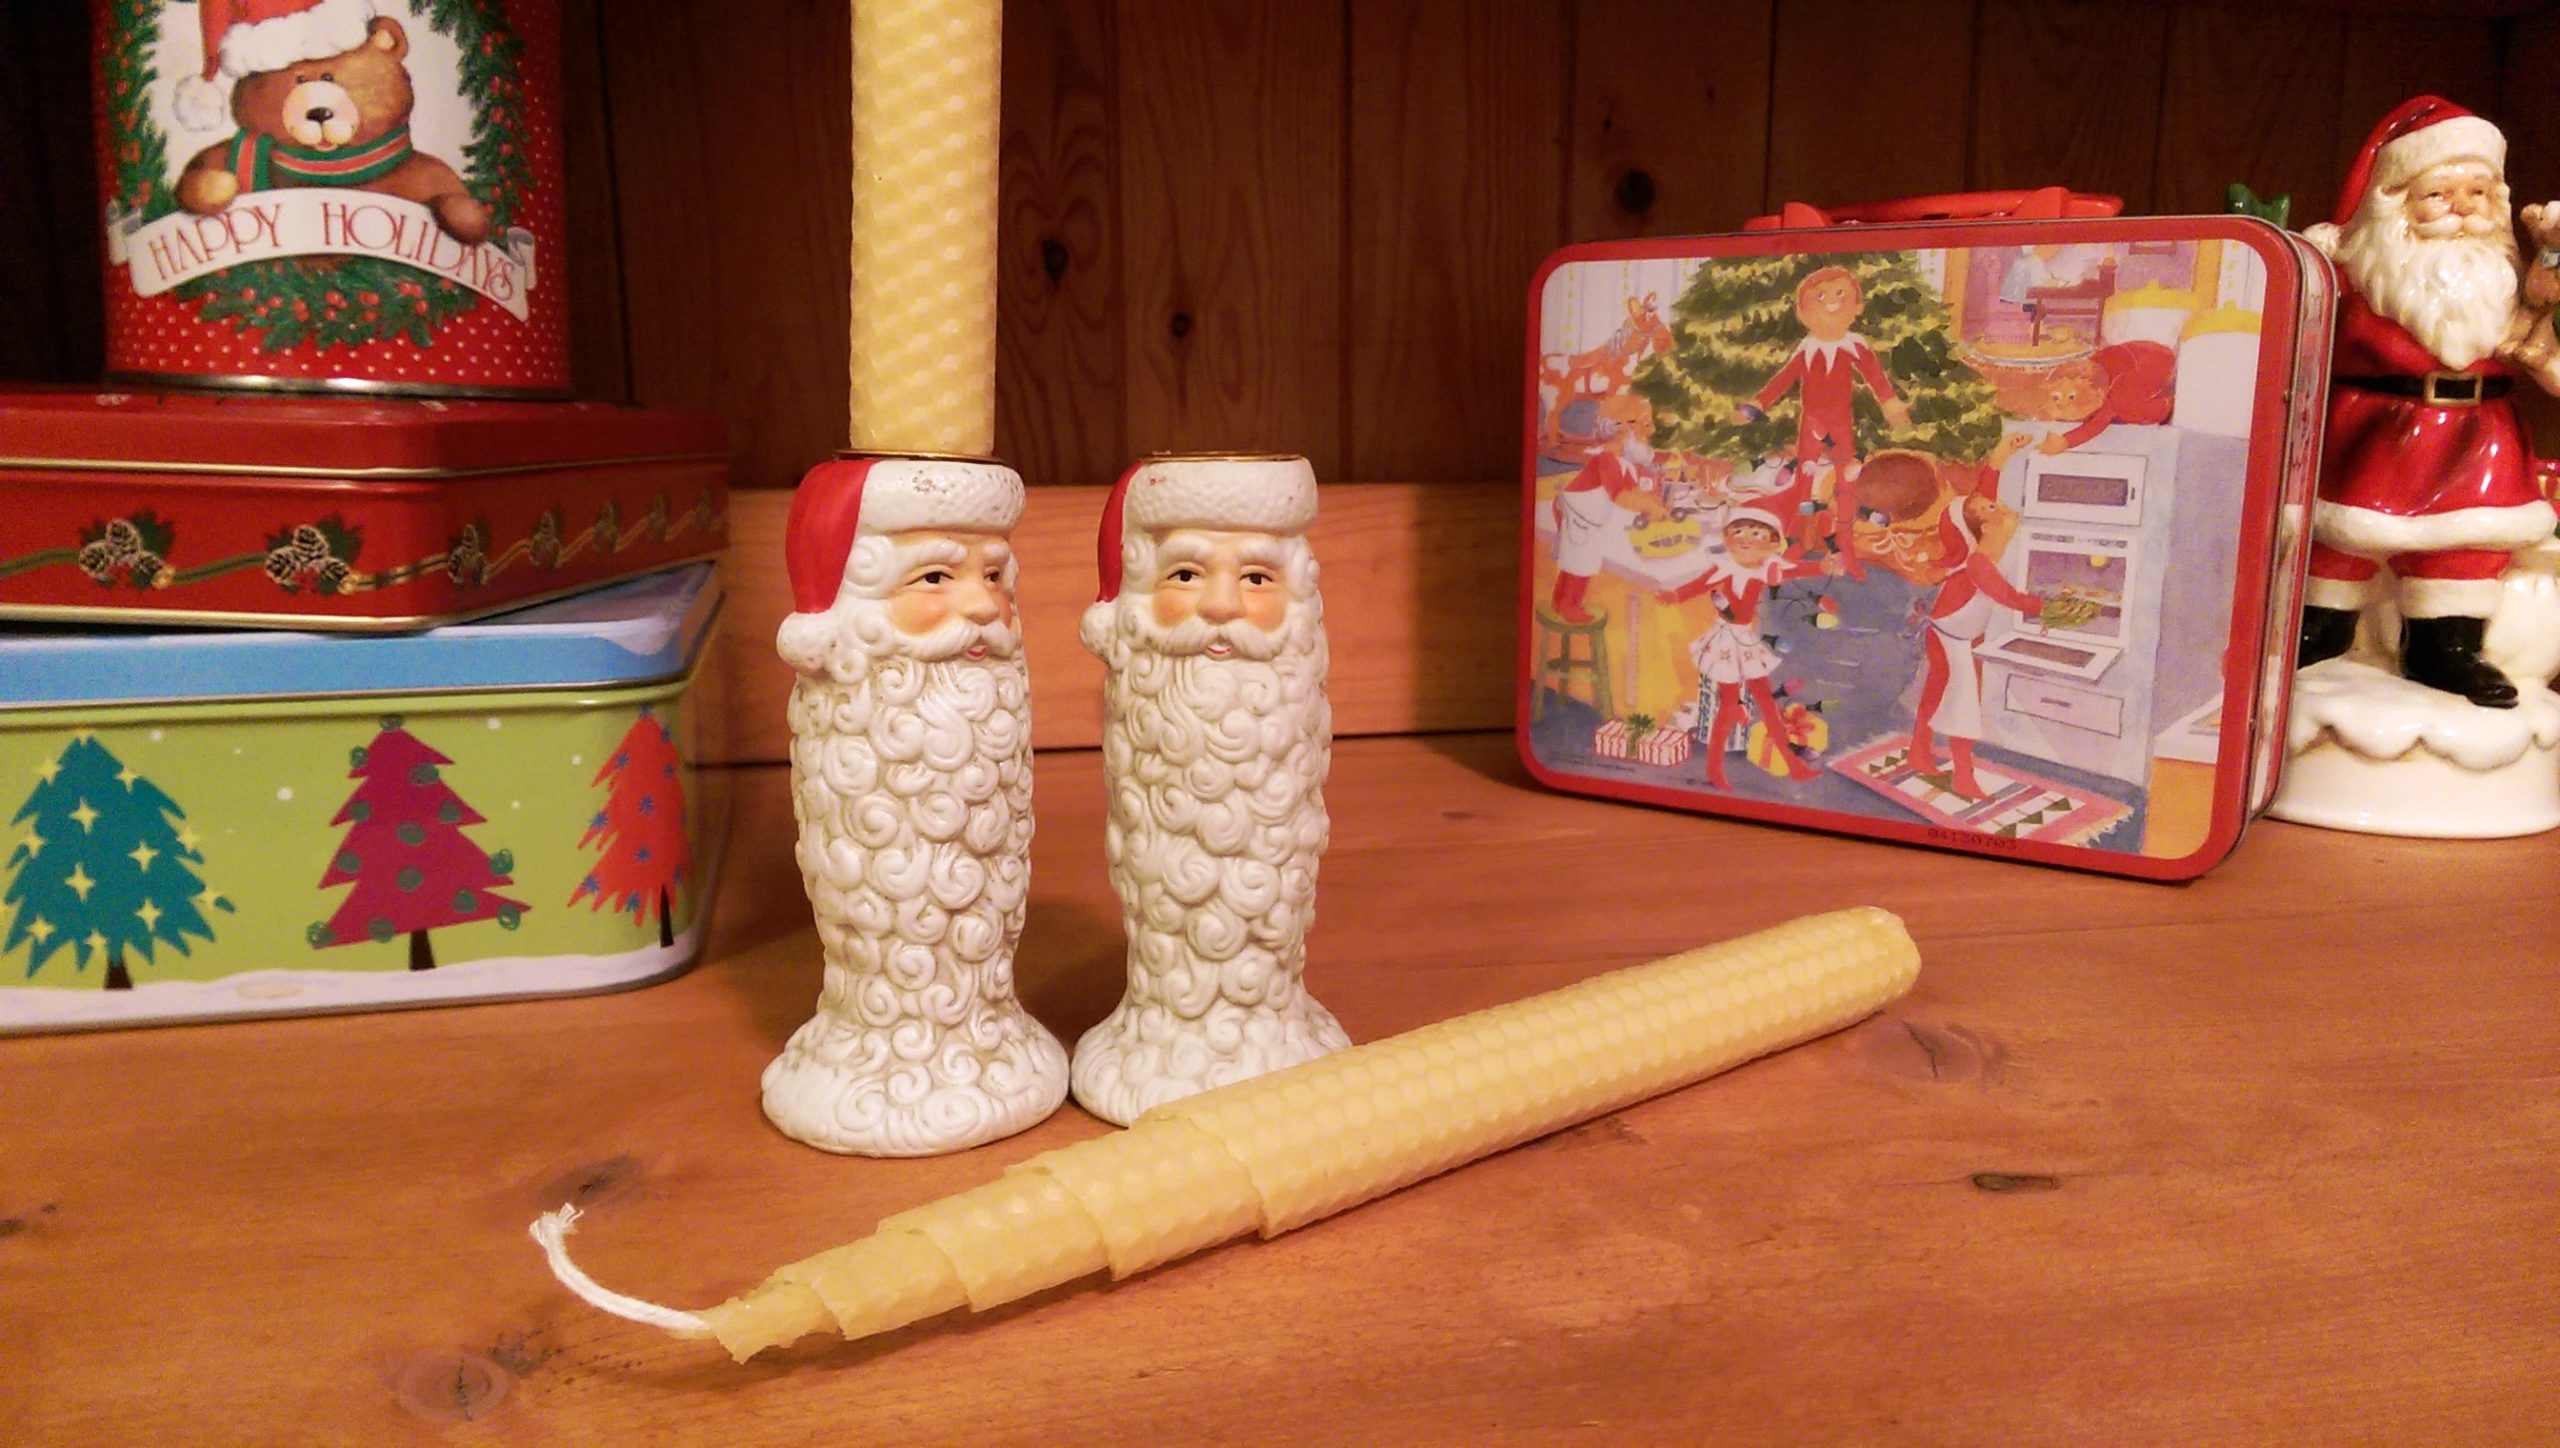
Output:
[
  {"xmin": 1070, "ymin": 993, "xmax": 1351, "ymax": 1128},
  {"xmin": 762, "ymin": 1007, "xmax": 1070, "ymax": 1157}
]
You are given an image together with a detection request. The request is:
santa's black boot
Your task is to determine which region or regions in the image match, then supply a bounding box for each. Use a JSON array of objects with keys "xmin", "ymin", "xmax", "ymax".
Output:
[
  {"xmin": 2297, "ymin": 605, "xmax": 2359, "ymax": 668},
  {"xmin": 2399, "ymin": 614, "xmax": 2518, "ymax": 709}
]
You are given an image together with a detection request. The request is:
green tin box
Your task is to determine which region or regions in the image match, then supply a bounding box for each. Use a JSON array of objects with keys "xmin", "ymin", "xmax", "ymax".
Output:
[{"xmin": 0, "ymin": 564, "xmax": 726, "ymax": 1032}]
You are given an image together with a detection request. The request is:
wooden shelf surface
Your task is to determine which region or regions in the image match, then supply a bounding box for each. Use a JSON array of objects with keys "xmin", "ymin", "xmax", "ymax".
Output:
[{"xmin": 4, "ymin": 734, "xmax": 2554, "ymax": 1444}]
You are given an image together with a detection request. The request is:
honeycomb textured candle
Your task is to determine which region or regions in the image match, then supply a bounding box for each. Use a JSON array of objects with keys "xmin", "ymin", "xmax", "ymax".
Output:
[
  {"xmin": 848, "ymin": 0, "xmax": 1001, "ymax": 456},
  {"xmin": 534, "ymin": 908, "xmax": 1920, "ymax": 1359}
]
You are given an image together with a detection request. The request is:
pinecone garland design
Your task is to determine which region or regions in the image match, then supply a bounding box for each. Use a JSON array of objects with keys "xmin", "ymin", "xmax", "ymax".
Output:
[
  {"xmin": 445, "ymin": 523, "xmax": 488, "ymax": 585},
  {"xmin": 79, "ymin": 539, "xmax": 120, "ymax": 582}
]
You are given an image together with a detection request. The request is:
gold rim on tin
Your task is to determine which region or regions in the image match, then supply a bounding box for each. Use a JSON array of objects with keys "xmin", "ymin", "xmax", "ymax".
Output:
[
  {"xmin": 0, "ymin": 549, "xmax": 724, "ymax": 633},
  {"xmin": 107, "ymin": 371, "xmax": 575, "ymax": 402},
  {"xmin": 0, "ymin": 452, "xmax": 730, "ymax": 482}
]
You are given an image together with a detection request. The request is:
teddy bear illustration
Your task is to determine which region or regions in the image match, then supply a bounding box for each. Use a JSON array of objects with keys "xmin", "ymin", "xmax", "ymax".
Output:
[
  {"xmin": 173, "ymin": 1, "xmax": 491, "ymax": 246},
  {"xmin": 2504, "ymin": 201, "xmax": 2560, "ymax": 394}
]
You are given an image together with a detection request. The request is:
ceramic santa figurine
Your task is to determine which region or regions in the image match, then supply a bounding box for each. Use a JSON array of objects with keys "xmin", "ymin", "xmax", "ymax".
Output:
[
  {"xmin": 1071, "ymin": 454, "xmax": 1350, "ymax": 1126},
  {"xmin": 2295, "ymin": 97, "xmax": 2559, "ymax": 705},
  {"xmin": 2271, "ymin": 97, "xmax": 2560, "ymax": 838},
  {"xmin": 762, "ymin": 456, "xmax": 1069, "ymax": 1155}
]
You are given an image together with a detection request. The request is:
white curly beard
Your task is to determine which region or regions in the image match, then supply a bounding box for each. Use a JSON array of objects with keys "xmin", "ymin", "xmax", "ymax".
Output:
[
  {"xmin": 2325, "ymin": 184, "xmax": 2521, "ymax": 370},
  {"xmin": 762, "ymin": 543, "xmax": 1067, "ymax": 1155},
  {"xmin": 1069, "ymin": 549, "xmax": 1350, "ymax": 1126}
]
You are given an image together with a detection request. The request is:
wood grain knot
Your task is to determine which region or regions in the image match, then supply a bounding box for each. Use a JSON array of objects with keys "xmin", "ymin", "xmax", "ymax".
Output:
[
  {"xmin": 1039, "ymin": 237, "xmax": 1071, "ymax": 285},
  {"xmin": 1970, "ymin": 1172, "xmax": 2060, "ymax": 1194},
  {"xmin": 1555, "ymin": 1115, "xmax": 1647, "ymax": 1151},
  {"xmin": 1847, "ymin": 1015, "xmax": 2006, "ymax": 1087},
  {"xmin": 1614, "ymin": 168, "xmax": 1658, "ymax": 215},
  {"xmin": 1168, "ymin": 311, "xmax": 1194, "ymax": 340},
  {"xmin": 392, "ymin": 1351, "xmax": 511, "ymax": 1424},
  {"xmin": 531, "ymin": 1155, "xmax": 644, "ymax": 1214}
]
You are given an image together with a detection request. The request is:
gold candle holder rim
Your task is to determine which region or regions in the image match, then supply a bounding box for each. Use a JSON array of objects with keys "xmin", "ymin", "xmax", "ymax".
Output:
[
  {"xmin": 833, "ymin": 448, "xmax": 1007, "ymax": 465},
  {"xmin": 1136, "ymin": 450, "xmax": 1306, "ymax": 463}
]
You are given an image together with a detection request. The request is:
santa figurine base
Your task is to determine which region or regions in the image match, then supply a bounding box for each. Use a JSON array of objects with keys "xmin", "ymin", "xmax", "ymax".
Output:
[{"xmin": 2271, "ymin": 659, "xmax": 2560, "ymax": 837}]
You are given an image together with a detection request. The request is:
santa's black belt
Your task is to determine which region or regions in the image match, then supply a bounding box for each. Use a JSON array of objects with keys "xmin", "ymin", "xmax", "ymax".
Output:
[{"xmin": 2336, "ymin": 373, "xmax": 2513, "ymax": 405}]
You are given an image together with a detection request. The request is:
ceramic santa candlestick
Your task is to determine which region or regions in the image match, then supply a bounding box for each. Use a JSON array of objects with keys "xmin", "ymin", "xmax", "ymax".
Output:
[
  {"xmin": 762, "ymin": 456, "xmax": 1069, "ymax": 1154},
  {"xmin": 2271, "ymin": 96, "xmax": 2560, "ymax": 838},
  {"xmin": 1070, "ymin": 454, "xmax": 1351, "ymax": 1126}
]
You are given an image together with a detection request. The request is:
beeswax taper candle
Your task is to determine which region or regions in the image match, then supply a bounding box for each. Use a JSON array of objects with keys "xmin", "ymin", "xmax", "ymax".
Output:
[
  {"xmin": 847, "ymin": 0, "xmax": 1001, "ymax": 456},
  {"xmin": 534, "ymin": 908, "xmax": 1921, "ymax": 1359}
]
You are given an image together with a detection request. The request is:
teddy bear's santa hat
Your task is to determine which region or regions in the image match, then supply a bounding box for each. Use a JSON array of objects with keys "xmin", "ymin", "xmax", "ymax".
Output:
[
  {"xmin": 174, "ymin": 0, "xmax": 381, "ymax": 134},
  {"xmin": 784, "ymin": 455, "xmax": 1024, "ymax": 613},
  {"xmin": 1092, "ymin": 454, "xmax": 1316, "ymax": 602}
]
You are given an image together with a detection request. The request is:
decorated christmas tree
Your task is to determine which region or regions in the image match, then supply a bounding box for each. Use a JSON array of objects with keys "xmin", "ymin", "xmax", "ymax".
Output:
[
  {"xmin": 1632, "ymin": 252, "xmax": 2005, "ymax": 466},
  {"xmin": 568, "ymin": 710, "xmax": 691, "ymax": 949},
  {"xmin": 310, "ymin": 717, "xmax": 524, "ymax": 970},
  {"xmin": 5, "ymin": 736, "xmax": 228, "ymax": 990}
]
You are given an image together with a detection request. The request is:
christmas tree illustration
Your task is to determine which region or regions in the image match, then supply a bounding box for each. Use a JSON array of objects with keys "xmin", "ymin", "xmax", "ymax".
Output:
[
  {"xmin": 568, "ymin": 709, "xmax": 691, "ymax": 949},
  {"xmin": 1632, "ymin": 251, "xmax": 2005, "ymax": 466},
  {"xmin": 5, "ymin": 735, "xmax": 229, "ymax": 990},
  {"xmin": 309, "ymin": 717, "xmax": 524, "ymax": 971}
]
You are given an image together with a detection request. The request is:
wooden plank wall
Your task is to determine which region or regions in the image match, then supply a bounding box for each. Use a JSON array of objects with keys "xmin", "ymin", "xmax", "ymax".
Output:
[
  {"xmin": 575, "ymin": 0, "xmax": 2551, "ymax": 493},
  {"xmin": 4, "ymin": 1, "xmax": 2557, "ymax": 762}
]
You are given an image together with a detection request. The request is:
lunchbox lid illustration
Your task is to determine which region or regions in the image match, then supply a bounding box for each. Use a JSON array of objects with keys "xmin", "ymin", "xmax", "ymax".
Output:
[
  {"xmin": 0, "ymin": 389, "xmax": 723, "ymax": 476},
  {"xmin": 1517, "ymin": 207, "xmax": 2333, "ymax": 880},
  {"xmin": 1, "ymin": 562, "xmax": 721, "ymax": 710}
]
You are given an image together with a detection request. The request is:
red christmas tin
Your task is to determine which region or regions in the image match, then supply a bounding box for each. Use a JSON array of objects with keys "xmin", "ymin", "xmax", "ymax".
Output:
[
  {"xmin": 1520, "ymin": 199, "xmax": 2335, "ymax": 879},
  {"xmin": 93, "ymin": 0, "xmax": 568, "ymax": 395},
  {"xmin": 0, "ymin": 390, "xmax": 726, "ymax": 629}
]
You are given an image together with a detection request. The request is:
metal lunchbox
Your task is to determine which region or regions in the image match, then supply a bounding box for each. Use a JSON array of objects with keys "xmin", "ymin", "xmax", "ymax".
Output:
[
  {"xmin": 0, "ymin": 563, "xmax": 728, "ymax": 1032},
  {"xmin": 1519, "ymin": 192, "xmax": 2335, "ymax": 879},
  {"xmin": 0, "ymin": 389, "xmax": 727, "ymax": 630}
]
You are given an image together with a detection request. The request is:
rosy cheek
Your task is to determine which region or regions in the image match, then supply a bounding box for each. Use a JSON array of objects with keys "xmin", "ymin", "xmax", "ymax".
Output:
[
  {"xmin": 889, "ymin": 593, "xmax": 946, "ymax": 636},
  {"xmin": 1245, "ymin": 594, "xmax": 1288, "ymax": 632},
  {"xmin": 1152, "ymin": 591, "xmax": 1192, "ymax": 629}
]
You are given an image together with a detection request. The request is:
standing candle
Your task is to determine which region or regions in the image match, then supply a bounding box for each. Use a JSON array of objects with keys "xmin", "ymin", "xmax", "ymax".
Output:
[{"xmin": 848, "ymin": 0, "xmax": 1003, "ymax": 457}]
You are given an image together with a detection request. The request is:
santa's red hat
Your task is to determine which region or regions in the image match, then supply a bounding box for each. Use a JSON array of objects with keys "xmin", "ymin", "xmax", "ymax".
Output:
[
  {"xmin": 1093, "ymin": 454, "xmax": 1317, "ymax": 602},
  {"xmin": 785, "ymin": 455, "xmax": 1025, "ymax": 613},
  {"xmin": 175, "ymin": 0, "xmax": 382, "ymax": 133},
  {"xmin": 2330, "ymin": 95, "xmax": 2507, "ymax": 227}
]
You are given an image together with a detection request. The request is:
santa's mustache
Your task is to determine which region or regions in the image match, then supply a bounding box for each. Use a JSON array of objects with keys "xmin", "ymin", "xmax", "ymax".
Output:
[
  {"xmin": 1141, "ymin": 613, "xmax": 1286, "ymax": 660},
  {"xmin": 2411, "ymin": 210, "xmax": 2500, "ymax": 239},
  {"xmin": 898, "ymin": 614, "xmax": 1021, "ymax": 662}
]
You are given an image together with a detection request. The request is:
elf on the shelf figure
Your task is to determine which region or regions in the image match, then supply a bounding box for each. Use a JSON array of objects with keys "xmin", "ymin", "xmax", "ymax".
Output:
[
  {"xmin": 1735, "ymin": 267, "xmax": 1914, "ymax": 578},
  {"xmin": 1659, "ymin": 508, "xmax": 1844, "ymax": 789},
  {"xmin": 2296, "ymin": 96, "xmax": 2560, "ymax": 708},
  {"xmin": 1549, "ymin": 393, "xmax": 1670, "ymax": 623}
]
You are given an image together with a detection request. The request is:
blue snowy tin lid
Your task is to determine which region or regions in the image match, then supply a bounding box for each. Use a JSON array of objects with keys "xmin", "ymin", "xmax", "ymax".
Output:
[{"xmin": 1, "ymin": 564, "xmax": 721, "ymax": 710}]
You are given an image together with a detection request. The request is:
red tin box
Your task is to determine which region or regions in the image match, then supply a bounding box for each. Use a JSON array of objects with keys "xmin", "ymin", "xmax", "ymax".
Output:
[
  {"xmin": 0, "ymin": 390, "xmax": 727, "ymax": 630},
  {"xmin": 1519, "ymin": 206, "xmax": 2334, "ymax": 879}
]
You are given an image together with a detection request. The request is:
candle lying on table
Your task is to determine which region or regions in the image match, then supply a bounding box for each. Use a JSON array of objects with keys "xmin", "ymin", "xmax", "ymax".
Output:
[
  {"xmin": 847, "ymin": 0, "xmax": 1002, "ymax": 457},
  {"xmin": 533, "ymin": 907, "xmax": 1921, "ymax": 1360}
]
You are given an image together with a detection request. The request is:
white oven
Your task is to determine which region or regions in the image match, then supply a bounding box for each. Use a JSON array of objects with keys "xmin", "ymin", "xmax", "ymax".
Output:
[
  {"xmin": 2019, "ymin": 449, "xmax": 2147, "ymax": 526},
  {"xmin": 1978, "ymin": 524, "xmax": 2136, "ymax": 682}
]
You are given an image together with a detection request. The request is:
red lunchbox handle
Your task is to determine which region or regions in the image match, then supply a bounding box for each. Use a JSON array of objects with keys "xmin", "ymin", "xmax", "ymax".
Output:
[{"xmin": 1744, "ymin": 187, "xmax": 2125, "ymax": 230}]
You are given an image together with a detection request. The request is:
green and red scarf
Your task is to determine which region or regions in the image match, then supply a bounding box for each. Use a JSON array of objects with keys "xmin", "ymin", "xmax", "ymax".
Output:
[{"xmin": 223, "ymin": 124, "xmax": 413, "ymax": 190}]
